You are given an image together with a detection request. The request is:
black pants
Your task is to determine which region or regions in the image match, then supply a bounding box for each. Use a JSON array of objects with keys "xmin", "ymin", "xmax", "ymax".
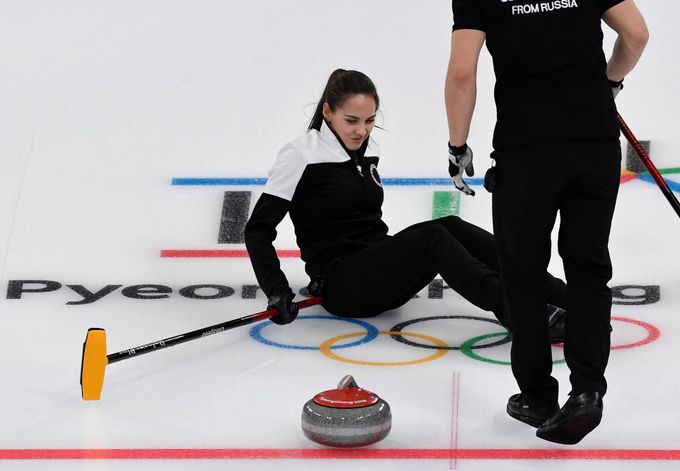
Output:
[
  {"xmin": 322, "ymin": 216, "xmax": 567, "ymax": 325},
  {"xmin": 492, "ymin": 140, "xmax": 621, "ymax": 403}
]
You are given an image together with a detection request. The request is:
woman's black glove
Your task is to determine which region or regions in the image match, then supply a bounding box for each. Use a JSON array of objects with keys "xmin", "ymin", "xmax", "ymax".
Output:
[{"xmin": 267, "ymin": 287, "xmax": 299, "ymax": 325}]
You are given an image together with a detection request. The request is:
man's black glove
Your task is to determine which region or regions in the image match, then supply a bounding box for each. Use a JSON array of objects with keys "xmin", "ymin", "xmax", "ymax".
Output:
[
  {"xmin": 448, "ymin": 142, "xmax": 475, "ymax": 196},
  {"xmin": 609, "ymin": 78, "xmax": 624, "ymax": 99},
  {"xmin": 267, "ymin": 287, "xmax": 299, "ymax": 325}
]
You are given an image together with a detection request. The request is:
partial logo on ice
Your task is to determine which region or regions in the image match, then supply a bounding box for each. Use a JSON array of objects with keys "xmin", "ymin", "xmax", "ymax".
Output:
[{"xmin": 5, "ymin": 280, "xmax": 660, "ymax": 305}]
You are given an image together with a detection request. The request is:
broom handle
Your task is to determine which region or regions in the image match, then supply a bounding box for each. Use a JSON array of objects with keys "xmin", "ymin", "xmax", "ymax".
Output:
[
  {"xmin": 107, "ymin": 297, "xmax": 322, "ymax": 364},
  {"xmin": 618, "ymin": 113, "xmax": 680, "ymax": 219}
]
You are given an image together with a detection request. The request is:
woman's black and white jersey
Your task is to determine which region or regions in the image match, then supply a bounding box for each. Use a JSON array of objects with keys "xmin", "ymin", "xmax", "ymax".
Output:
[{"xmin": 244, "ymin": 121, "xmax": 389, "ymax": 297}]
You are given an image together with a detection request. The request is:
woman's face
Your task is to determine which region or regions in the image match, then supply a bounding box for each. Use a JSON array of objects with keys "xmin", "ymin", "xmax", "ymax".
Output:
[{"xmin": 323, "ymin": 94, "xmax": 377, "ymax": 151}]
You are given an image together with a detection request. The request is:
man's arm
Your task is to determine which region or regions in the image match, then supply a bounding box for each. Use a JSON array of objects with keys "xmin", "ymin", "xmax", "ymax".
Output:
[
  {"xmin": 603, "ymin": 0, "xmax": 649, "ymax": 82},
  {"xmin": 445, "ymin": 29, "xmax": 486, "ymax": 147}
]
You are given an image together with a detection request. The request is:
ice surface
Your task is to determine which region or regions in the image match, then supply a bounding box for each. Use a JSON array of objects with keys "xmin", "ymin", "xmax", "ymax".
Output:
[{"xmin": 1, "ymin": 0, "xmax": 678, "ymax": 469}]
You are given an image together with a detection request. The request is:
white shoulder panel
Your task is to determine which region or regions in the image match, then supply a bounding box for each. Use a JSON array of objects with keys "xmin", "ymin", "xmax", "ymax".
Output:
[
  {"xmin": 263, "ymin": 142, "xmax": 308, "ymax": 202},
  {"xmin": 263, "ymin": 124, "xmax": 381, "ymax": 200}
]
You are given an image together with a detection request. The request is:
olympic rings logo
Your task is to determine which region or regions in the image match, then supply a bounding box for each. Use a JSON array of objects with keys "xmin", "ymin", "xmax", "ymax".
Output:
[{"xmin": 249, "ymin": 315, "xmax": 660, "ymax": 366}]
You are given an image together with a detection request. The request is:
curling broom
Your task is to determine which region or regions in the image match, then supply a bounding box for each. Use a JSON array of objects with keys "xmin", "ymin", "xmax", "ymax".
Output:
[{"xmin": 80, "ymin": 297, "xmax": 322, "ymax": 400}]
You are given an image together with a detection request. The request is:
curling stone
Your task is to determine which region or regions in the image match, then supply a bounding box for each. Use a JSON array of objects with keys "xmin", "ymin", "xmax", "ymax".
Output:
[{"xmin": 301, "ymin": 375, "xmax": 391, "ymax": 447}]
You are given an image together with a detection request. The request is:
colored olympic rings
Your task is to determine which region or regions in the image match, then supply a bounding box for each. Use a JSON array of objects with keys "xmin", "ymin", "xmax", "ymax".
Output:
[
  {"xmin": 319, "ymin": 331, "xmax": 449, "ymax": 366},
  {"xmin": 390, "ymin": 315, "xmax": 512, "ymax": 350},
  {"xmin": 249, "ymin": 315, "xmax": 378, "ymax": 350},
  {"xmin": 609, "ymin": 316, "xmax": 660, "ymax": 350},
  {"xmin": 550, "ymin": 316, "xmax": 660, "ymax": 351},
  {"xmin": 248, "ymin": 314, "xmax": 659, "ymax": 366},
  {"xmin": 460, "ymin": 332, "xmax": 566, "ymax": 366}
]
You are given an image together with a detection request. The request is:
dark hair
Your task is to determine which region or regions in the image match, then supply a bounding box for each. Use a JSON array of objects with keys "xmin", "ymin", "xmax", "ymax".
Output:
[{"xmin": 308, "ymin": 69, "xmax": 380, "ymax": 131}]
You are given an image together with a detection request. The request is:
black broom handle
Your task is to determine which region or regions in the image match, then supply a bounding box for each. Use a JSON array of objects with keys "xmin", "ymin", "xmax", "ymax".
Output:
[{"xmin": 107, "ymin": 297, "xmax": 322, "ymax": 365}]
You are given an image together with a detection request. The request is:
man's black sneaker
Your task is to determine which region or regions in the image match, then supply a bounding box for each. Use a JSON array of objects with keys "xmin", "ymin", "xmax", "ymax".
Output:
[
  {"xmin": 507, "ymin": 393, "xmax": 559, "ymax": 428},
  {"xmin": 536, "ymin": 392, "xmax": 603, "ymax": 445}
]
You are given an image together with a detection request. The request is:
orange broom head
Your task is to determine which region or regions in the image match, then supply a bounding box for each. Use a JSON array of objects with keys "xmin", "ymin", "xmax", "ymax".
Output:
[{"xmin": 80, "ymin": 328, "xmax": 108, "ymax": 400}]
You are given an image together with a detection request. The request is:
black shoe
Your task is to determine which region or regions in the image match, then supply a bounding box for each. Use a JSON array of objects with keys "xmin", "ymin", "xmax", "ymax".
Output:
[
  {"xmin": 507, "ymin": 393, "xmax": 559, "ymax": 428},
  {"xmin": 547, "ymin": 304, "xmax": 566, "ymax": 344},
  {"xmin": 536, "ymin": 392, "xmax": 603, "ymax": 445},
  {"xmin": 546, "ymin": 305, "xmax": 614, "ymax": 345}
]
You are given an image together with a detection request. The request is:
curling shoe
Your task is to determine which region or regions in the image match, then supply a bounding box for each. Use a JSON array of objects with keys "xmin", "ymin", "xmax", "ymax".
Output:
[
  {"xmin": 547, "ymin": 304, "xmax": 566, "ymax": 344},
  {"xmin": 507, "ymin": 394, "xmax": 559, "ymax": 428},
  {"xmin": 547, "ymin": 306, "xmax": 613, "ymax": 345},
  {"xmin": 536, "ymin": 392, "xmax": 603, "ymax": 445}
]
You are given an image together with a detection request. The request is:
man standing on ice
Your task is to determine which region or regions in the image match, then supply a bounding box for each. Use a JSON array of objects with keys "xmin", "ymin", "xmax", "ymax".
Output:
[{"xmin": 445, "ymin": 0, "xmax": 648, "ymax": 444}]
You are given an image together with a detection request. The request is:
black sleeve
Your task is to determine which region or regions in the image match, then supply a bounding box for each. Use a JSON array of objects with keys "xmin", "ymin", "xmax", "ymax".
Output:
[
  {"xmin": 244, "ymin": 192, "xmax": 292, "ymax": 298},
  {"xmin": 452, "ymin": 0, "xmax": 486, "ymax": 32},
  {"xmin": 599, "ymin": 0, "xmax": 625, "ymax": 14}
]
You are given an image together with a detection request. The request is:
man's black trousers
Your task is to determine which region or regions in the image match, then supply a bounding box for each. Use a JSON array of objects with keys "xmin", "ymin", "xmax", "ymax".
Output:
[{"xmin": 492, "ymin": 140, "xmax": 621, "ymax": 403}]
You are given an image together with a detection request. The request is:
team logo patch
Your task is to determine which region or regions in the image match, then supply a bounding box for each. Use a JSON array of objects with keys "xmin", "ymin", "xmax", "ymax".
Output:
[{"xmin": 369, "ymin": 164, "xmax": 383, "ymax": 187}]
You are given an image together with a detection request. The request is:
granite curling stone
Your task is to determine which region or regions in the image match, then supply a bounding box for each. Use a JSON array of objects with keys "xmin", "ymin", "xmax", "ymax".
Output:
[{"xmin": 301, "ymin": 375, "xmax": 391, "ymax": 447}]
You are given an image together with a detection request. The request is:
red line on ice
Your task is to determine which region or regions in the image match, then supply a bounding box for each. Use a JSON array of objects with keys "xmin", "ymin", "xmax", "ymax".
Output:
[{"xmin": 1, "ymin": 449, "xmax": 679, "ymax": 460}]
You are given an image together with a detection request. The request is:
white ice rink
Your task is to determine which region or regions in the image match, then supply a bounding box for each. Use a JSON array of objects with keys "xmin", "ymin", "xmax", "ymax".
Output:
[{"xmin": 1, "ymin": 1, "xmax": 679, "ymax": 469}]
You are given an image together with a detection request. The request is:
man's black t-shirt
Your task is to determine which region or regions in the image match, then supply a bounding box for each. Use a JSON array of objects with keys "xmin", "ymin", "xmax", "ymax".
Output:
[{"xmin": 452, "ymin": 0, "xmax": 624, "ymax": 151}]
